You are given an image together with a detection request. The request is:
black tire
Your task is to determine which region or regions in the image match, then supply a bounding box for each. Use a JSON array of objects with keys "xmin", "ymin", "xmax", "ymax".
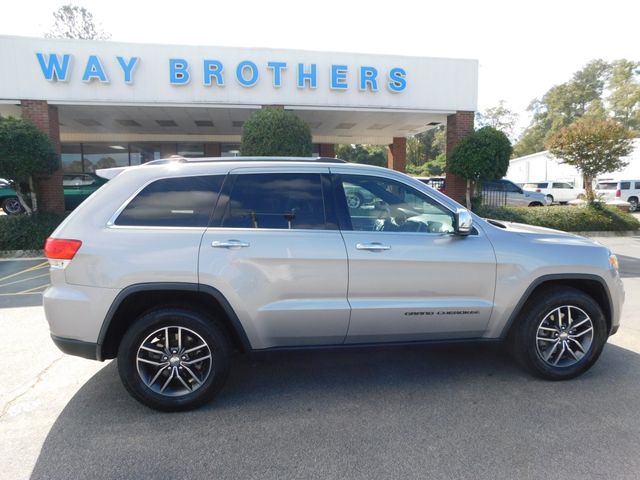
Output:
[
  {"xmin": 545, "ymin": 194, "xmax": 554, "ymax": 204},
  {"xmin": 528, "ymin": 201, "xmax": 543, "ymax": 207},
  {"xmin": 117, "ymin": 307, "xmax": 231, "ymax": 411},
  {"xmin": 509, "ymin": 286, "xmax": 607, "ymax": 380},
  {"xmin": 347, "ymin": 192, "xmax": 364, "ymax": 209},
  {"xmin": 2, "ymin": 197, "xmax": 24, "ymax": 215},
  {"xmin": 628, "ymin": 197, "xmax": 638, "ymax": 212}
]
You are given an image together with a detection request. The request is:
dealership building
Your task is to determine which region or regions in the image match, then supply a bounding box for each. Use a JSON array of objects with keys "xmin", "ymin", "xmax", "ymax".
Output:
[{"xmin": 0, "ymin": 35, "xmax": 478, "ymax": 212}]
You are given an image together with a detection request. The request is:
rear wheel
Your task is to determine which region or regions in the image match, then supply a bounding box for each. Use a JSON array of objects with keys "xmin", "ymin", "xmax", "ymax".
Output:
[
  {"xmin": 2, "ymin": 197, "xmax": 24, "ymax": 215},
  {"xmin": 509, "ymin": 287, "xmax": 607, "ymax": 380},
  {"xmin": 117, "ymin": 307, "xmax": 231, "ymax": 411},
  {"xmin": 545, "ymin": 194, "xmax": 554, "ymax": 204},
  {"xmin": 628, "ymin": 197, "xmax": 638, "ymax": 212},
  {"xmin": 528, "ymin": 201, "xmax": 543, "ymax": 207}
]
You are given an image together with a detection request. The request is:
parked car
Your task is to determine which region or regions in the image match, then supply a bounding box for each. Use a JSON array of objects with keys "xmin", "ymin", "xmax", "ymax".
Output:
[
  {"xmin": 62, "ymin": 173, "xmax": 108, "ymax": 210},
  {"xmin": 482, "ymin": 179, "xmax": 548, "ymax": 207},
  {"xmin": 0, "ymin": 181, "xmax": 25, "ymax": 215},
  {"xmin": 0, "ymin": 173, "xmax": 107, "ymax": 214},
  {"xmin": 595, "ymin": 179, "xmax": 640, "ymax": 212},
  {"xmin": 344, "ymin": 183, "xmax": 376, "ymax": 209},
  {"xmin": 415, "ymin": 176, "xmax": 446, "ymax": 192},
  {"xmin": 522, "ymin": 181, "xmax": 583, "ymax": 204},
  {"xmin": 44, "ymin": 157, "xmax": 623, "ymax": 411}
]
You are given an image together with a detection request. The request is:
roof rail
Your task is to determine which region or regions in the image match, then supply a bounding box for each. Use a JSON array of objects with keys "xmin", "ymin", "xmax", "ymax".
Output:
[{"xmin": 143, "ymin": 156, "xmax": 346, "ymax": 165}]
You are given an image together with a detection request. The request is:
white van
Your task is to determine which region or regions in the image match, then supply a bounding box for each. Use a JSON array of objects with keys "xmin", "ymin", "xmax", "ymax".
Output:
[{"xmin": 595, "ymin": 180, "xmax": 640, "ymax": 212}]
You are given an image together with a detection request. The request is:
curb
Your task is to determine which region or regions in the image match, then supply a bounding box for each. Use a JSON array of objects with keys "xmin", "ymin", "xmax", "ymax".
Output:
[
  {"xmin": 575, "ymin": 231, "xmax": 640, "ymax": 238},
  {"xmin": 0, "ymin": 249, "xmax": 45, "ymax": 259}
]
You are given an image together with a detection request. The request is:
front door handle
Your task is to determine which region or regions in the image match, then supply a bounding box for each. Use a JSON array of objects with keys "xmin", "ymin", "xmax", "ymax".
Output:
[
  {"xmin": 356, "ymin": 242, "xmax": 391, "ymax": 251},
  {"xmin": 211, "ymin": 240, "xmax": 250, "ymax": 248}
]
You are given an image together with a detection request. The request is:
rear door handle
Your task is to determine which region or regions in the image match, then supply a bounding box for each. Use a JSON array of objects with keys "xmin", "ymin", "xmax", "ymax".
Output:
[
  {"xmin": 211, "ymin": 240, "xmax": 250, "ymax": 248},
  {"xmin": 356, "ymin": 242, "xmax": 391, "ymax": 251}
]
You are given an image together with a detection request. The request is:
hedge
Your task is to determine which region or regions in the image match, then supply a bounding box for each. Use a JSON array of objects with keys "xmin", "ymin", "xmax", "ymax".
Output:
[
  {"xmin": 475, "ymin": 204, "xmax": 640, "ymax": 232},
  {"xmin": 0, "ymin": 213, "xmax": 66, "ymax": 251}
]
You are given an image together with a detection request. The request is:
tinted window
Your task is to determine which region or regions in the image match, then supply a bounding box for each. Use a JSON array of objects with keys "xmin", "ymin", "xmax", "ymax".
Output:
[
  {"xmin": 222, "ymin": 173, "xmax": 326, "ymax": 230},
  {"xmin": 339, "ymin": 174, "xmax": 454, "ymax": 234},
  {"xmin": 115, "ymin": 175, "xmax": 224, "ymax": 227},
  {"xmin": 596, "ymin": 182, "xmax": 617, "ymax": 190},
  {"xmin": 502, "ymin": 181, "xmax": 521, "ymax": 193},
  {"xmin": 635, "ymin": 182, "xmax": 640, "ymax": 190},
  {"xmin": 524, "ymin": 183, "xmax": 546, "ymax": 189},
  {"xmin": 620, "ymin": 182, "xmax": 631, "ymax": 190}
]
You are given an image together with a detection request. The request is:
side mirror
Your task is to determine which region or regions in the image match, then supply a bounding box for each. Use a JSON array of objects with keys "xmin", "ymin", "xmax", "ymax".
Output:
[{"xmin": 455, "ymin": 208, "xmax": 473, "ymax": 236}]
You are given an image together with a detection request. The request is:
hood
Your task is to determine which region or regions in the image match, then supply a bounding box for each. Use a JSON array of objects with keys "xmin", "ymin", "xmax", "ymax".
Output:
[{"xmin": 484, "ymin": 219, "xmax": 600, "ymax": 246}]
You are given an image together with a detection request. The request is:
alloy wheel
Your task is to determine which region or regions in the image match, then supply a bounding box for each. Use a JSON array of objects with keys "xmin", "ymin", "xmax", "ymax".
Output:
[
  {"xmin": 3, "ymin": 198, "xmax": 23, "ymax": 215},
  {"xmin": 535, "ymin": 305, "xmax": 594, "ymax": 368},
  {"xmin": 136, "ymin": 326, "xmax": 213, "ymax": 397}
]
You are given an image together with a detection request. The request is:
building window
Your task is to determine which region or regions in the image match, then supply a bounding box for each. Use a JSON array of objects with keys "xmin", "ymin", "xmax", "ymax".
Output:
[
  {"xmin": 61, "ymin": 144, "xmax": 83, "ymax": 173},
  {"xmin": 130, "ymin": 143, "xmax": 161, "ymax": 165},
  {"xmin": 221, "ymin": 143, "xmax": 241, "ymax": 157},
  {"xmin": 82, "ymin": 144, "xmax": 129, "ymax": 172},
  {"xmin": 177, "ymin": 143, "xmax": 205, "ymax": 157}
]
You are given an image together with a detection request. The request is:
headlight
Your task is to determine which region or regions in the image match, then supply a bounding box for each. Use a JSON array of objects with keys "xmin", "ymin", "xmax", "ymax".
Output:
[{"xmin": 609, "ymin": 254, "xmax": 619, "ymax": 272}]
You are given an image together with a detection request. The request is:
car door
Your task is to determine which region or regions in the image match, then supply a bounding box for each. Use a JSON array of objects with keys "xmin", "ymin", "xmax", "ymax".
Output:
[
  {"xmin": 198, "ymin": 167, "xmax": 350, "ymax": 350},
  {"xmin": 331, "ymin": 169, "xmax": 497, "ymax": 343}
]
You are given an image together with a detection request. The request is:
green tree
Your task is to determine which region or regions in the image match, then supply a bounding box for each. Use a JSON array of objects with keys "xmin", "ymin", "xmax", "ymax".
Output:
[
  {"xmin": 514, "ymin": 60, "xmax": 611, "ymax": 157},
  {"xmin": 546, "ymin": 118, "xmax": 634, "ymax": 203},
  {"xmin": 46, "ymin": 4, "xmax": 111, "ymax": 40},
  {"xmin": 240, "ymin": 108, "xmax": 312, "ymax": 157},
  {"xmin": 335, "ymin": 144, "xmax": 387, "ymax": 167},
  {"xmin": 607, "ymin": 59, "xmax": 640, "ymax": 131},
  {"xmin": 413, "ymin": 126, "xmax": 445, "ymax": 163},
  {"xmin": 476, "ymin": 100, "xmax": 519, "ymax": 141},
  {"xmin": 0, "ymin": 117, "xmax": 58, "ymax": 213},
  {"xmin": 448, "ymin": 127, "xmax": 512, "ymax": 209}
]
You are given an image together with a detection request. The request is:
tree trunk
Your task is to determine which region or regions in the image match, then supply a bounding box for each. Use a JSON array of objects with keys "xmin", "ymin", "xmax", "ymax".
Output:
[
  {"xmin": 13, "ymin": 181, "xmax": 32, "ymax": 215},
  {"xmin": 584, "ymin": 174, "xmax": 594, "ymax": 203},
  {"xmin": 28, "ymin": 176, "xmax": 38, "ymax": 213},
  {"xmin": 465, "ymin": 178, "xmax": 472, "ymax": 210}
]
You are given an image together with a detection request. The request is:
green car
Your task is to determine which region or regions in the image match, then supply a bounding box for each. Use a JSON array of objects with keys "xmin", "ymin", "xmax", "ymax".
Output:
[{"xmin": 0, "ymin": 174, "xmax": 107, "ymax": 214}]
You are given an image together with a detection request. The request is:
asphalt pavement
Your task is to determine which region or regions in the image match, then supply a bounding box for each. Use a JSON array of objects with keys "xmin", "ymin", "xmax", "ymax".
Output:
[
  {"xmin": 1, "ymin": 236, "xmax": 640, "ymax": 479},
  {"xmin": 0, "ymin": 258, "xmax": 49, "ymax": 308}
]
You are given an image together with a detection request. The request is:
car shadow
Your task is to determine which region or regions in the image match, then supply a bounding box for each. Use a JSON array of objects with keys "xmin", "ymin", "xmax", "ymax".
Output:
[{"xmin": 30, "ymin": 342, "xmax": 640, "ymax": 480}]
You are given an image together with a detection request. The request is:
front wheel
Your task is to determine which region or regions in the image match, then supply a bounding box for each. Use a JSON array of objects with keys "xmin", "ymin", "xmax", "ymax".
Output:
[
  {"xmin": 545, "ymin": 195, "xmax": 554, "ymax": 204},
  {"xmin": 509, "ymin": 287, "xmax": 607, "ymax": 380},
  {"xmin": 117, "ymin": 307, "xmax": 231, "ymax": 411},
  {"xmin": 2, "ymin": 197, "xmax": 24, "ymax": 215}
]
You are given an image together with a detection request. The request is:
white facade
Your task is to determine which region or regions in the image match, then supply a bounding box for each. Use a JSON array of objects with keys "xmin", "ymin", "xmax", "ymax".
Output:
[{"xmin": 507, "ymin": 139, "xmax": 640, "ymax": 188}]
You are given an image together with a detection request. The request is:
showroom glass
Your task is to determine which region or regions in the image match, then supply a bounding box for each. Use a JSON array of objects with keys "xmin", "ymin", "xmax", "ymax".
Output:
[
  {"xmin": 221, "ymin": 143, "xmax": 241, "ymax": 157},
  {"xmin": 221, "ymin": 173, "xmax": 327, "ymax": 229},
  {"xmin": 339, "ymin": 175, "xmax": 455, "ymax": 233},
  {"xmin": 130, "ymin": 143, "xmax": 161, "ymax": 165},
  {"xmin": 61, "ymin": 144, "xmax": 83, "ymax": 173},
  {"xmin": 115, "ymin": 175, "xmax": 225, "ymax": 227},
  {"xmin": 177, "ymin": 143, "xmax": 205, "ymax": 158},
  {"xmin": 82, "ymin": 144, "xmax": 129, "ymax": 172}
]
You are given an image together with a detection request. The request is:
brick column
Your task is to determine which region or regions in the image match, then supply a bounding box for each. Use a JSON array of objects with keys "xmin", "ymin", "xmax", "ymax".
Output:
[
  {"xmin": 204, "ymin": 142, "xmax": 221, "ymax": 157},
  {"xmin": 20, "ymin": 100, "xmax": 64, "ymax": 214},
  {"xmin": 318, "ymin": 143, "xmax": 335, "ymax": 158},
  {"xmin": 161, "ymin": 143, "xmax": 177, "ymax": 157},
  {"xmin": 445, "ymin": 111, "xmax": 475, "ymax": 205},
  {"xmin": 387, "ymin": 137, "xmax": 407, "ymax": 172}
]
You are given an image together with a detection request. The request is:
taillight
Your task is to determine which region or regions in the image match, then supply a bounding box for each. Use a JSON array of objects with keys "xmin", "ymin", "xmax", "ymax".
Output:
[
  {"xmin": 615, "ymin": 188, "xmax": 621, "ymax": 198},
  {"xmin": 536, "ymin": 189, "xmax": 541, "ymax": 192},
  {"xmin": 44, "ymin": 238, "xmax": 82, "ymax": 260}
]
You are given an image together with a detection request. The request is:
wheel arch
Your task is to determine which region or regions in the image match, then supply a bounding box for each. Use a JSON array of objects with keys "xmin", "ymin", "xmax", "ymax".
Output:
[
  {"xmin": 501, "ymin": 274, "xmax": 613, "ymax": 339},
  {"xmin": 97, "ymin": 283, "xmax": 251, "ymax": 360}
]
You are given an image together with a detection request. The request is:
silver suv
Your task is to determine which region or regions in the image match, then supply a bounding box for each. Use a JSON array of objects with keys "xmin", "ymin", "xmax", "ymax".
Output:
[{"xmin": 44, "ymin": 157, "xmax": 624, "ymax": 411}]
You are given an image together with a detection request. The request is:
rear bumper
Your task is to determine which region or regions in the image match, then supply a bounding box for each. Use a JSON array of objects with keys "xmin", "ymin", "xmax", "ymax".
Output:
[{"xmin": 51, "ymin": 334, "xmax": 99, "ymax": 360}]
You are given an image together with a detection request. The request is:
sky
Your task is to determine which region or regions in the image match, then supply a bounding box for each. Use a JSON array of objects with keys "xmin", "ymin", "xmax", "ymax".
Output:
[{"xmin": 1, "ymin": 0, "xmax": 638, "ymax": 136}]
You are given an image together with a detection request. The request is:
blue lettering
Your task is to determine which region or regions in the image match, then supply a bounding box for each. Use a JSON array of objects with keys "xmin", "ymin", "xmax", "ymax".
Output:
[
  {"xmin": 169, "ymin": 58, "xmax": 190, "ymax": 85},
  {"xmin": 116, "ymin": 56, "xmax": 139, "ymax": 84},
  {"xmin": 297, "ymin": 63, "xmax": 317, "ymax": 89},
  {"xmin": 36, "ymin": 53, "xmax": 71, "ymax": 82},
  {"xmin": 82, "ymin": 55, "xmax": 109, "ymax": 83},
  {"xmin": 267, "ymin": 61, "xmax": 287, "ymax": 88},
  {"xmin": 331, "ymin": 65, "xmax": 348, "ymax": 90},
  {"xmin": 236, "ymin": 60, "xmax": 259, "ymax": 87},
  {"xmin": 359, "ymin": 66, "xmax": 378, "ymax": 91},
  {"xmin": 388, "ymin": 67, "xmax": 407, "ymax": 92},
  {"xmin": 203, "ymin": 60, "xmax": 224, "ymax": 86}
]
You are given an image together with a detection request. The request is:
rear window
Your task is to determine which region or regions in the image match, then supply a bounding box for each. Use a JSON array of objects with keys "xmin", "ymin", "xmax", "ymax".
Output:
[
  {"xmin": 221, "ymin": 173, "xmax": 327, "ymax": 230},
  {"xmin": 596, "ymin": 182, "xmax": 617, "ymax": 190},
  {"xmin": 524, "ymin": 183, "xmax": 547, "ymax": 189},
  {"xmin": 115, "ymin": 175, "xmax": 225, "ymax": 227}
]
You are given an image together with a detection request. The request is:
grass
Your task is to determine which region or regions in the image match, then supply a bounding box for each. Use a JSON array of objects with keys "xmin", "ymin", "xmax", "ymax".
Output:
[
  {"xmin": 475, "ymin": 204, "xmax": 640, "ymax": 232},
  {"xmin": 0, "ymin": 212, "xmax": 67, "ymax": 251}
]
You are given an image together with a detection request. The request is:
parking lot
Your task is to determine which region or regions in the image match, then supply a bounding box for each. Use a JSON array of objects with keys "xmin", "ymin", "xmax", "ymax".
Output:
[{"xmin": 1, "ymin": 236, "xmax": 640, "ymax": 480}]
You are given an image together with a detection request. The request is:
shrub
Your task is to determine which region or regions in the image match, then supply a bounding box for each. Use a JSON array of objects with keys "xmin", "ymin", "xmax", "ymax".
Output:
[
  {"xmin": 475, "ymin": 204, "xmax": 639, "ymax": 232},
  {"xmin": 240, "ymin": 108, "xmax": 312, "ymax": 157},
  {"xmin": 0, "ymin": 213, "xmax": 66, "ymax": 251}
]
